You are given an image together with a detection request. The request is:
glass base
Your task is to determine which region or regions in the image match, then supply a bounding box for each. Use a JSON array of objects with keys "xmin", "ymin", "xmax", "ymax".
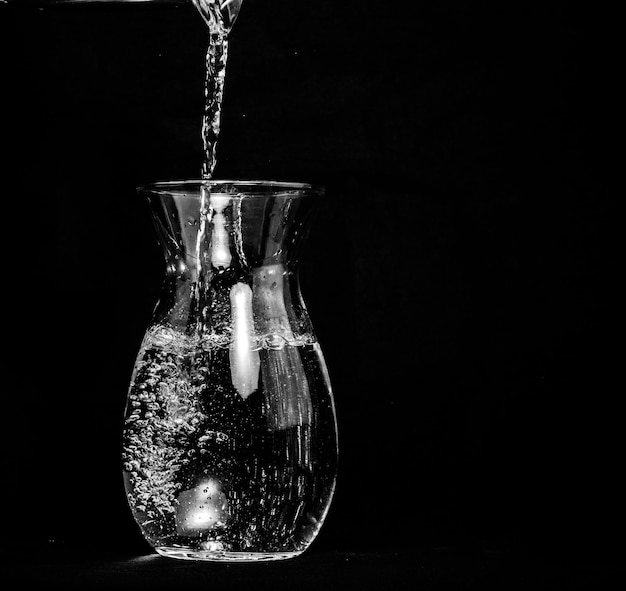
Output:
[{"xmin": 155, "ymin": 546, "xmax": 304, "ymax": 562}]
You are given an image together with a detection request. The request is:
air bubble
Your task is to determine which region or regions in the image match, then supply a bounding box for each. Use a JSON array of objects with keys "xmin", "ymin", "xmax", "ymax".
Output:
[{"xmin": 264, "ymin": 333, "xmax": 286, "ymax": 350}]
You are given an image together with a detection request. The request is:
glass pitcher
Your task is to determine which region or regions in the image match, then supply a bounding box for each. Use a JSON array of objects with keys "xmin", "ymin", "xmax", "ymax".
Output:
[
  {"xmin": 1, "ymin": 0, "xmax": 244, "ymax": 31},
  {"xmin": 122, "ymin": 180, "xmax": 338, "ymax": 561}
]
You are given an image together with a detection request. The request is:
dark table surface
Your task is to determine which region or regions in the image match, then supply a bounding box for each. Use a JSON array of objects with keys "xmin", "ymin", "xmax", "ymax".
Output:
[{"xmin": 3, "ymin": 542, "xmax": 625, "ymax": 590}]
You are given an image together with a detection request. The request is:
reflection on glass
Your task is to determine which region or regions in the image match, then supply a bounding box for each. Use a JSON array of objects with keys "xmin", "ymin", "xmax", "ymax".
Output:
[
  {"xmin": 229, "ymin": 282, "xmax": 260, "ymax": 398},
  {"xmin": 175, "ymin": 478, "xmax": 229, "ymax": 536},
  {"xmin": 253, "ymin": 264, "xmax": 312, "ymax": 431}
]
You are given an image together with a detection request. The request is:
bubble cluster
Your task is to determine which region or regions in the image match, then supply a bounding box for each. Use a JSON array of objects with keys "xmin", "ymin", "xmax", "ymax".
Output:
[{"xmin": 147, "ymin": 325, "xmax": 316, "ymax": 353}]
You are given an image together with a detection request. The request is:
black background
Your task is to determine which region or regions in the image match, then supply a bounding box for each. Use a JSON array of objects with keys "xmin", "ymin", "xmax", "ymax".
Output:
[{"xmin": 0, "ymin": 1, "xmax": 621, "ymax": 587}]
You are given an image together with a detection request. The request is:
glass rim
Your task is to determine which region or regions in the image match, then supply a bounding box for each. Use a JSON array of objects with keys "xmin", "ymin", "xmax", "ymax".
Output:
[{"xmin": 137, "ymin": 179, "xmax": 325, "ymax": 196}]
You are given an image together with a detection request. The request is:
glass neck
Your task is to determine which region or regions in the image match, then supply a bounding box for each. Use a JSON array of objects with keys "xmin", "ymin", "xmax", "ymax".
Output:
[
  {"xmin": 151, "ymin": 190, "xmax": 313, "ymax": 279},
  {"xmin": 148, "ymin": 189, "xmax": 317, "ymax": 336}
]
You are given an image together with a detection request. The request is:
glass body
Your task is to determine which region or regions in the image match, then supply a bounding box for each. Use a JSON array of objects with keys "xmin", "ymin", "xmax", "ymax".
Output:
[{"xmin": 123, "ymin": 181, "xmax": 337, "ymax": 561}]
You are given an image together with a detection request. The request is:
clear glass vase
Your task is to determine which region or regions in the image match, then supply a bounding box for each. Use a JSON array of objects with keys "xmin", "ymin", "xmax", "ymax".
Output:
[{"xmin": 122, "ymin": 180, "xmax": 338, "ymax": 561}]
